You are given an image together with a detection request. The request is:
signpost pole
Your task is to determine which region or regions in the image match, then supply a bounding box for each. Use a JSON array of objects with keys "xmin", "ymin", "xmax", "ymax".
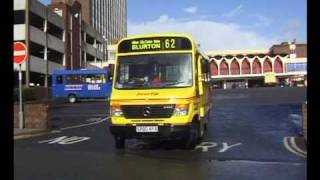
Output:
[
  {"xmin": 19, "ymin": 64, "xmax": 24, "ymax": 129},
  {"xmin": 14, "ymin": 41, "xmax": 28, "ymax": 129}
]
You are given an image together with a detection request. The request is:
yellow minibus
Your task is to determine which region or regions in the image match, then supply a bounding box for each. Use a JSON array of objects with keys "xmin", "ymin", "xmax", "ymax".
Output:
[{"xmin": 109, "ymin": 34, "xmax": 212, "ymax": 149}]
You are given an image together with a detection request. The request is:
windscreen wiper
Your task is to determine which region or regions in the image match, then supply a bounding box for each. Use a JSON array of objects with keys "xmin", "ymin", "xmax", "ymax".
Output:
[{"xmin": 161, "ymin": 81, "xmax": 188, "ymax": 87}]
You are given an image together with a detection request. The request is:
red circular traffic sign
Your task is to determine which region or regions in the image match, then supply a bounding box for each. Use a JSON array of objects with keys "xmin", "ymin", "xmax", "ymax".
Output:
[{"xmin": 13, "ymin": 42, "xmax": 28, "ymax": 64}]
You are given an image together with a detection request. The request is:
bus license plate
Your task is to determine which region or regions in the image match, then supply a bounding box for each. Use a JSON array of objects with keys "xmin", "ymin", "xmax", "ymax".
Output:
[{"xmin": 136, "ymin": 126, "xmax": 158, "ymax": 133}]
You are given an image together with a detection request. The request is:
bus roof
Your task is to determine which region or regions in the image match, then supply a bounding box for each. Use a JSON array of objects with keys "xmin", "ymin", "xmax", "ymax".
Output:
[{"xmin": 52, "ymin": 69, "xmax": 108, "ymax": 75}]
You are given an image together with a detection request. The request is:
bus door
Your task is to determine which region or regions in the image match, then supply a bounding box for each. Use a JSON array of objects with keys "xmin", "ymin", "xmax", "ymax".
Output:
[
  {"xmin": 100, "ymin": 72, "xmax": 112, "ymax": 98},
  {"xmin": 52, "ymin": 74, "xmax": 64, "ymax": 97},
  {"xmin": 105, "ymin": 72, "xmax": 112, "ymax": 97},
  {"xmin": 197, "ymin": 56, "xmax": 211, "ymax": 134}
]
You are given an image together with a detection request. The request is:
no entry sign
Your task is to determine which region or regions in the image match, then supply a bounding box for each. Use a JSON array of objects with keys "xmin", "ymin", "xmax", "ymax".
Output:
[
  {"xmin": 14, "ymin": 42, "xmax": 28, "ymax": 64},
  {"xmin": 14, "ymin": 41, "xmax": 28, "ymax": 129}
]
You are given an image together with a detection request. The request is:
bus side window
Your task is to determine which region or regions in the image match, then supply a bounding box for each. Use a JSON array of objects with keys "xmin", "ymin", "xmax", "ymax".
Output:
[
  {"xmin": 66, "ymin": 75, "xmax": 83, "ymax": 84},
  {"xmin": 85, "ymin": 74, "xmax": 105, "ymax": 84},
  {"xmin": 56, "ymin": 75, "xmax": 63, "ymax": 84},
  {"xmin": 86, "ymin": 74, "xmax": 95, "ymax": 84},
  {"xmin": 96, "ymin": 74, "xmax": 105, "ymax": 83}
]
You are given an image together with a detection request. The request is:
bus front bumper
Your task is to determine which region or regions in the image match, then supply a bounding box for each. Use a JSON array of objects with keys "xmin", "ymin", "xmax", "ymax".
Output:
[{"xmin": 109, "ymin": 124, "xmax": 191, "ymax": 140}]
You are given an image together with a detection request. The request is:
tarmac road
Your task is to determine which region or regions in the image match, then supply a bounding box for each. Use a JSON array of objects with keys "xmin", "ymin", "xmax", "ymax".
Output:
[{"xmin": 14, "ymin": 87, "xmax": 306, "ymax": 180}]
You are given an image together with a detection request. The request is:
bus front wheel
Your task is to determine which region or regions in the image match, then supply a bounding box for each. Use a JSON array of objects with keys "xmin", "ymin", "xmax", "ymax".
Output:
[
  {"xmin": 68, "ymin": 94, "xmax": 77, "ymax": 103},
  {"xmin": 184, "ymin": 121, "xmax": 200, "ymax": 149}
]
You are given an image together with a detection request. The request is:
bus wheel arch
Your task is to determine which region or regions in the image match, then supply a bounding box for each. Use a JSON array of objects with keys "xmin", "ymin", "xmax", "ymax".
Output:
[
  {"xmin": 184, "ymin": 116, "xmax": 201, "ymax": 149},
  {"xmin": 68, "ymin": 94, "xmax": 77, "ymax": 103},
  {"xmin": 193, "ymin": 114, "xmax": 205, "ymax": 139}
]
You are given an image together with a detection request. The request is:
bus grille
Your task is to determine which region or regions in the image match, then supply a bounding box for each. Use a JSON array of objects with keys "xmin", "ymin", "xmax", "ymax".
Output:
[{"xmin": 121, "ymin": 105, "xmax": 174, "ymax": 119}]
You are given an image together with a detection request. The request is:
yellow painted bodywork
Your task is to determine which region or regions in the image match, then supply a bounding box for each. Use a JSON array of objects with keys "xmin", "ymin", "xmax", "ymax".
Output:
[{"xmin": 110, "ymin": 33, "xmax": 212, "ymax": 126}]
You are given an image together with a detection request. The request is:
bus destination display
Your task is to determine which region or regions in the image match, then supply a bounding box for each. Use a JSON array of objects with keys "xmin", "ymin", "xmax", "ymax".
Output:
[{"xmin": 118, "ymin": 37, "xmax": 192, "ymax": 53}]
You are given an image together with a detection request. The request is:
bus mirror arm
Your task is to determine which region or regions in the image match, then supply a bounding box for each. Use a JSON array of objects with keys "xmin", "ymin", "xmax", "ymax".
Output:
[
  {"xmin": 199, "ymin": 83, "xmax": 204, "ymax": 95},
  {"xmin": 197, "ymin": 57, "xmax": 204, "ymax": 96},
  {"xmin": 198, "ymin": 75, "xmax": 204, "ymax": 95}
]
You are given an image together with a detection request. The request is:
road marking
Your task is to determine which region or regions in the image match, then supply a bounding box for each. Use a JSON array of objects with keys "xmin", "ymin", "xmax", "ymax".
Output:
[
  {"xmin": 195, "ymin": 141, "xmax": 242, "ymax": 152},
  {"xmin": 218, "ymin": 142, "xmax": 242, "ymax": 153},
  {"xmin": 86, "ymin": 118, "xmax": 102, "ymax": 122},
  {"xmin": 60, "ymin": 116, "xmax": 110, "ymax": 131},
  {"xmin": 195, "ymin": 142, "xmax": 218, "ymax": 152},
  {"xmin": 222, "ymin": 160, "xmax": 303, "ymax": 166},
  {"xmin": 283, "ymin": 137, "xmax": 306, "ymax": 158},
  {"xmin": 289, "ymin": 137, "xmax": 307, "ymax": 155},
  {"xmin": 38, "ymin": 136, "xmax": 90, "ymax": 145}
]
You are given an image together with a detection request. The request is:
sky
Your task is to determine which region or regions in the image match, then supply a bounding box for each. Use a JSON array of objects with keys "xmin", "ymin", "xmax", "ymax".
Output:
[{"xmin": 40, "ymin": 0, "xmax": 306, "ymax": 51}]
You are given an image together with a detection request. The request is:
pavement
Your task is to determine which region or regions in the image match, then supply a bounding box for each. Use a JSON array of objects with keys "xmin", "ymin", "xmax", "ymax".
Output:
[
  {"xmin": 13, "ymin": 99, "xmax": 108, "ymax": 140},
  {"xmin": 14, "ymin": 128, "xmax": 61, "ymax": 140},
  {"xmin": 14, "ymin": 87, "xmax": 307, "ymax": 180}
]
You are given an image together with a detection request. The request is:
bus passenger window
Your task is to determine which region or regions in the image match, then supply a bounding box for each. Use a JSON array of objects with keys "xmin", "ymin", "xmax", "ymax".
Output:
[
  {"xmin": 98, "ymin": 74, "xmax": 106, "ymax": 83},
  {"xmin": 96, "ymin": 75, "xmax": 103, "ymax": 83},
  {"xmin": 56, "ymin": 75, "xmax": 63, "ymax": 84},
  {"xmin": 102, "ymin": 75, "xmax": 106, "ymax": 83},
  {"xmin": 86, "ymin": 74, "xmax": 95, "ymax": 84},
  {"xmin": 66, "ymin": 75, "xmax": 83, "ymax": 84},
  {"xmin": 85, "ymin": 74, "xmax": 106, "ymax": 84}
]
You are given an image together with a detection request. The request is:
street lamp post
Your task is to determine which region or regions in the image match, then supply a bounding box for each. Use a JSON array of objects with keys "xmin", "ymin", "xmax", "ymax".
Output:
[
  {"xmin": 44, "ymin": 8, "xmax": 48, "ymax": 88},
  {"xmin": 102, "ymin": 35, "xmax": 107, "ymax": 69}
]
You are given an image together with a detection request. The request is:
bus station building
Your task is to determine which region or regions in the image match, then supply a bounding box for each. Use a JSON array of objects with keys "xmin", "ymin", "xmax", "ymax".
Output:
[{"xmin": 206, "ymin": 41, "xmax": 307, "ymax": 89}]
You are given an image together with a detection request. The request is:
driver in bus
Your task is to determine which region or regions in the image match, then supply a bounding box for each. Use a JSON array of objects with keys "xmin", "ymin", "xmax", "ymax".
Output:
[{"xmin": 151, "ymin": 75, "xmax": 161, "ymax": 84}]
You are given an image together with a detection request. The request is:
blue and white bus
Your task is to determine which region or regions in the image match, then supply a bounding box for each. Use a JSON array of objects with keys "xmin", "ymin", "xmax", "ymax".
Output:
[{"xmin": 52, "ymin": 69, "xmax": 112, "ymax": 103}]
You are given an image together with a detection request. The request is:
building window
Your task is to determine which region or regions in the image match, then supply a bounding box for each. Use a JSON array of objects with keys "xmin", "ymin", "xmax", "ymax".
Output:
[
  {"xmin": 220, "ymin": 61, "xmax": 229, "ymax": 75},
  {"xmin": 109, "ymin": 51, "xmax": 115, "ymax": 60},
  {"xmin": 241, "ymin": 59, "xmax": 250, "ymax": 74},
  {"xmin": 286, "ymin": 63, "xmax": 307, "ymax": 72},
  {"xmin": 252, "ymin": 59, "xmax": 262, "ymax": 74},
  {"xmin": 14, "ymin": 10, "xmax": 25, "ymax": 24},
  {"xmin": 230, "ymin": 60, "xmax": 240, "ymax": 75}
]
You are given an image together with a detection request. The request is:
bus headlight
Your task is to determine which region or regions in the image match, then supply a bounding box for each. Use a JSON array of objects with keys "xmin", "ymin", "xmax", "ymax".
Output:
[
  {"xmin": 111, "ymin": 105, "xmax": 123, "ymax": 117},
  {"xmin": 173, "ymin": 104, "xmax": 189, "ymax": 116}
]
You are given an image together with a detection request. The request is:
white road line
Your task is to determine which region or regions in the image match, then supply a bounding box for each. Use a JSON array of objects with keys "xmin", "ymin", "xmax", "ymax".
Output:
[
  {"xmin": 283, "ymin": 137, "xmax": 306, "ymax": 158},
  {"xmin": 60, "ymin": 116, "xmax": 110, "ymax": 130},
  {"xmin": 290, "ymin": 137, "xmax": 307, "ymax": 155},
  {"xmin": 86, "ymin": 118, "xmax": 102, "ymax": 122},
  {"xmin": 223, "ymin": 160, "xmax": 303, "ymax": 166}
]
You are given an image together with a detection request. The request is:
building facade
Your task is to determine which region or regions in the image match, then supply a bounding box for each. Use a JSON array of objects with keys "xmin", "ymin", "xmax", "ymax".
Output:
[
  {"xmin": 49, "ymin": 0, "xmax": 107, "ymax": 69},
  {"xmin": 52, "ymin": 0, "xmax": 127, "ymax": 45},
  {"xmin": 14, "ymin": 0, "xmax": 106, "ymax": 87},
  {"xmin": 89, "ymin": 0, "xmax": 127, "ymax": 44},
  {"xmin": 206, "ymin": 41, "xmax": 307, "ymax": 89}
]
